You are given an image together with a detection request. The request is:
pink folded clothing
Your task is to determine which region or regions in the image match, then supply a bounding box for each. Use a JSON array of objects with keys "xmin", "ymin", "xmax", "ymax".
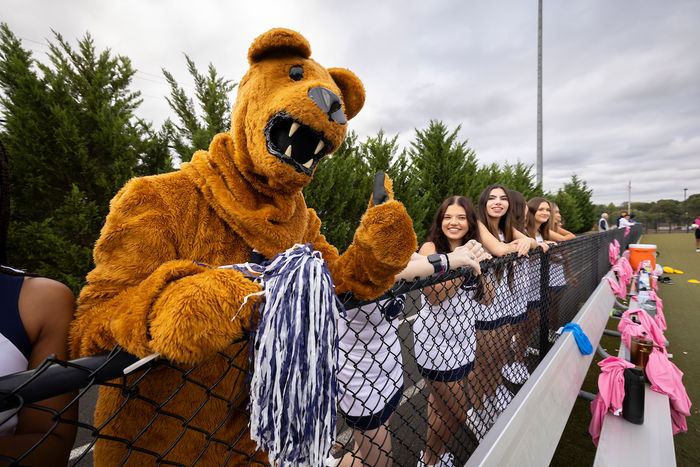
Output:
[
  {"xmin": 604, "ymin": 273, "xmax": 627, "ymax": 299},
  {"xmin": 646, "ymin": 348, "xmax": 692, "ymax": 434},
  {"xmin": 611, "ymin": 256, "xmax": 633, "ymax": 286},
  {"xmin": 589, "ymin": 357, "xmax": 636, "ymax": 446},
  {"xmin": 617, "ymin": 308, "xmax": 666, "ymax": 350},
  {"xmin": 609, "ymin": 240, "xmax": 620, "ymax": 265},
  {"xmin": 647, "ymin": 291, "xmax": 667, "ymax": 331}
]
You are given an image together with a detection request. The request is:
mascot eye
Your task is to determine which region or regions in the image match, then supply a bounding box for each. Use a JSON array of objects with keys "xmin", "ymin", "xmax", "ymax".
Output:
[{"xmin": 289, "ymin": 65, "xmax": 304, "ymax": 81}]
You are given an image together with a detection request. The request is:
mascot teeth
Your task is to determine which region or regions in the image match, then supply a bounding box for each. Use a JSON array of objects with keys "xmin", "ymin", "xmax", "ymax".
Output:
[
  {"xmin": 314, "ymin": 140, "xmax": 325, "ymax": 155},
  {"xmin": 289, "ymin": 122, "xmax": 300, "ymax": 137},
  {"xmin": 265, "ymin": 111, "xmax": 329, "ymax": 175}
]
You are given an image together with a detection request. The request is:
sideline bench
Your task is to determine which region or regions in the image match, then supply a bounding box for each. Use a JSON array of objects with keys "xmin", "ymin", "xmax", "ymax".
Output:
[
  {"xmin": 466, "ymin": 271, "xmax": 617, "ymax": 466},
  {"xmin": 593, "ymin": 295, "xmax": 675, "ymax": 466},
  {"xmin": 466, "ymin": 269, "xmax": 677, "ymax": 466}
]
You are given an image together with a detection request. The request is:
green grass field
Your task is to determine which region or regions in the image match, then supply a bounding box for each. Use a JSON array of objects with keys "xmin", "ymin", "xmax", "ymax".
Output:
[{"xmin": 550, "ymin": 233, "xmax": 700, "ymax": 466}]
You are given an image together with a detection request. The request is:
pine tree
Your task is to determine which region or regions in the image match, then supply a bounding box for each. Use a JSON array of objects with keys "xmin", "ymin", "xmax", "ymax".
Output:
[
  {"xmin": 162, "ymin": 55, "xmax": 236, "ymax": 163},
  {"xmin": 135, "ymin": 122, "xmax": 175, "ymax": 176},
  {"xmin": 499, "ymin": 162, "xmax": 543, "ymax": 200},
  {"xmin": 559, "ymin": 174, "xmax": 595, "ymax": 233},
  {"xmin": 359, "ymin": 130, "xmax": 420, "ymax": 230},
  {"xmin": 303, "ymin": 131, "xmax": 369, "ymax": 252},
  {"xmin": 0, "ymin": 24, "xmax": 155, "ymax": 292},
  {"xmin": 553, "ymin": 189, "xmax": 583, "ymax": 233},
  {"xmin": 408, "ymin": 120, "xmax": 478, "ymax": 242}
]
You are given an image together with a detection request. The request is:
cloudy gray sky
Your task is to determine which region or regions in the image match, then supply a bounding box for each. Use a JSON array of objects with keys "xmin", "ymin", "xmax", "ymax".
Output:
[{"xmin": 3, "ymin": 0, "xmax": 699, "ymax": 204}]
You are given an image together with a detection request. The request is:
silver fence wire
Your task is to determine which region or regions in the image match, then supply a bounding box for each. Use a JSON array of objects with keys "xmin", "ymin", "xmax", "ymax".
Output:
[{"xmin": 0, "ymin": 226, "xmax": 642, "ymax": 466}]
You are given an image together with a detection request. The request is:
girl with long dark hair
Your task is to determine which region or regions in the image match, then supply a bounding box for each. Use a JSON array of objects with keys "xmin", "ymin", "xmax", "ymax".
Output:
[
  {"xmin": 466, "ymin": 185, "xmax": 536, "ymax": 430},
  {"xmin": 412, "ymin": 196, "xmax": 493, "ymax": 466},
  {"xmin": 509, "ymin": 197, "xmax": 554, "ymax": 370}
]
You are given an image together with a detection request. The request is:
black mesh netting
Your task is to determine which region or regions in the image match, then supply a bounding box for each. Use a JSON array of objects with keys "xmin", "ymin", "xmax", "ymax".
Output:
[{"xmin": 0, "ymin": 226, "xmax": 642, "ymax": 466}]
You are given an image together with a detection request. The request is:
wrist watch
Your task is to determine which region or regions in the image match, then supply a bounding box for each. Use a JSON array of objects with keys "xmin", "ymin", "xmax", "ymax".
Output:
[{"xmin": 427, "ymin": 253, "xmax": 443, "ymax": 274}]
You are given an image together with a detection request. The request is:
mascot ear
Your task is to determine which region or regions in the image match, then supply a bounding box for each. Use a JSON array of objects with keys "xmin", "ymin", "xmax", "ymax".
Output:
[
  {"xmin": 248, "ymin": 28, "xmax": 311, "ymax": 64},
  {"xmin": 328, "ymin": 68, "xmax": 365, "ymax": 121}
]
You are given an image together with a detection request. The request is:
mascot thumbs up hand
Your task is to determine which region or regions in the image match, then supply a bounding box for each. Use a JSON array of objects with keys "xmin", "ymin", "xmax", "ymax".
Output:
[{"xmin": 328, "ymin": 171, "xmax": 417, "ymax": 299}]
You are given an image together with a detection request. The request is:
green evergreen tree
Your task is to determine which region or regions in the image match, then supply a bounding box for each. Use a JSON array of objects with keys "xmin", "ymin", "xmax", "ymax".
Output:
[
  {"xmin": 162, "ymin": 55, "xmax": 236, "ymax": 163},
  {"xmin": 499, "ymin": 162, "xmax": 543, "ymax": 200},
  {"xmin": 559, "ymin": 174, "xmax": 595, "ymax": 233},
  {"xmin": 471, "ymin": 163, "xmax": 502, "ymax": 202},
  {"xmin": 408, "ymin": 120, "xmax": 478, "ymax": 242},
  {"xmin": 135, "ymin": 122, "xmax": 175, "ymax": 176},
  {"xmin": 303, "ymin": 131, "xmax": 369, "ymax": 252},
  {"xmin": 0, "ymin": 24, "xmax": 155, "ymax": 292},
  {"xmin": 359, "ymin": 130, "xmax": 420, "ymax": 232},
  {"xmin": 553, "ymin": 189, "xmax": 583, "ymax": 232}
]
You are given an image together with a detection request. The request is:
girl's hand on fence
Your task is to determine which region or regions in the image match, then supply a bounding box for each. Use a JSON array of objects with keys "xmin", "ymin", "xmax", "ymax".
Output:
[
  {"xmin": 538, "ymin": 242, "xmax": 551, "ymax": 253},
  {"xmin": 471, "ymin": 240, "xmax": 493, "ymax": 262},
  {"xmin": 449, "ymin": 242, "xmax": 482, "ymax": 275},
  {"xmin": 512, "ymin": 238, "xmax": 531, "ymax": 257}
]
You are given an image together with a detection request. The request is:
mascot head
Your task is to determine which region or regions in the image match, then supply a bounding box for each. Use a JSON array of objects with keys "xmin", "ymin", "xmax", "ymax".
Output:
[{"xmin": 232, "ymin": 28, "xmax": 365, "ymax": 193}]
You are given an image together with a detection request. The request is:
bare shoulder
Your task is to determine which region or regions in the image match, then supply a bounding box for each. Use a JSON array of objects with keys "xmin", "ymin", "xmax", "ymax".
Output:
[
  {"xmin": 418, "ymin": 242, "xmax": 437, "ymax": 255},
  {"xmin": 19, "ymin": 277, "xmax": 75, "ymax": 345}
]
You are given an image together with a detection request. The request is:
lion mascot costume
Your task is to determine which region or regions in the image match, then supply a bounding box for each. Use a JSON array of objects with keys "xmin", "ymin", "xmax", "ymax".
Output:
[{"xmin": 69, "ymin": 28, "xmax": 417, "ymax": 465}]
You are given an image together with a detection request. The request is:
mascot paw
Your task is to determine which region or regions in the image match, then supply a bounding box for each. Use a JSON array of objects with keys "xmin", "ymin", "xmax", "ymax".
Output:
[
  {"xmin": 360, "ymin": 172, "xmax": 417, "ymax": 265},
  {"xmin": 148, "ymin": 269, "xmax": 262, "ymax": 366},
  {"xmin": 358, "ymin": 200, "xmax": 416, "ymax": 266}
]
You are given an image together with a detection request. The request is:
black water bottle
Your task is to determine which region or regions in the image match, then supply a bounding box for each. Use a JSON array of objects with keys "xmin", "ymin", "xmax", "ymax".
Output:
[{"xmin": 622, "ymin": 367, "xmax": 645, "ymax": 424}]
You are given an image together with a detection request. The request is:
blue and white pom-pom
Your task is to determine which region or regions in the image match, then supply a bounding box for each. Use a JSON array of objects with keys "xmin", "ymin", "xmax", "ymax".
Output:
[{"xmin": 234, "ymin": 243, "xmax": 344, "ymax": 466}]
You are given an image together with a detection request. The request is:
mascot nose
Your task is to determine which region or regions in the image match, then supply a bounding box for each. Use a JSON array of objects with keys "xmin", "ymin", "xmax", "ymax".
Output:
[{"xmin": 308, "ymin": 87, "xmax": 346, "ymax": 124}]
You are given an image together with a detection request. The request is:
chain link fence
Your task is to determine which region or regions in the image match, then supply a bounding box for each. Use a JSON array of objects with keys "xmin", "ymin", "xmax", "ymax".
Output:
[{"xmin": 0, "ymin": 226, "xmax": 642, "ymax": 466}]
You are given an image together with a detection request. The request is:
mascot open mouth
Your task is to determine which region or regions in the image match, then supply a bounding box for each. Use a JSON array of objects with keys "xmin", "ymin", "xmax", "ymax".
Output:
[{"xmin": 265, "ymin": 112, "xmax": 330, "ymax": 175}]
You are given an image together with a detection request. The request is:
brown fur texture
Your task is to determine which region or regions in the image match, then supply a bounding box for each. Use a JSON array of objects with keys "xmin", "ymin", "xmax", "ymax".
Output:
[{"xmin": 69, "ymin": 28, "xmax": 416, "ymax": 466}]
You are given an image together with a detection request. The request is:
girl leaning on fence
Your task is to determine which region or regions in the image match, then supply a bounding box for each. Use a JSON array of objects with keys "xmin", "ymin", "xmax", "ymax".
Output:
[
  {"xmin": 510, "ymin": 197, "xmax": 555, "ymax": 369},
  {"xmin": 465, "ymin": 185, "xmax": 538, "ymax": 438},
  {"xmin": 411, "ymin": 195, "xmax": 493, "ymax": 467},
  {"xmin": 545, "ymin": 202, "xmax": 577, "ymax": 342}
]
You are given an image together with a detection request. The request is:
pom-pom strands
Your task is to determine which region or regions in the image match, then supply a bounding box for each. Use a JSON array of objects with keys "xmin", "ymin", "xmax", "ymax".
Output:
[{"xmin": 246, "ymin": 243, "xmax": 343, "ymax": 466}]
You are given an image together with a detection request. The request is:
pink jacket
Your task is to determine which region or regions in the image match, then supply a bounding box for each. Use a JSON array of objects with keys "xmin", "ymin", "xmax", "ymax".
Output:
[
  {"xmin": 612, "ymin": 256, "xmax": 633, "ymax": 286},
  {"xmin": 604, "ymin": 256, "xmax": 634, "ymax": 299},
  {"xmin": 617, "ymin": 308, "xmax": 666, "ymax": 350},
  {"xmin": 609, "ymin": 240, "xmax": 620, "ymax": 266},
  {"xmin": 603, "ymin": 274, "xmax": 626, "ymax": 299},
  {"xmin": 589, "ymin": 357, "xmax": 636, "ymax": 446},
  {"xmin": 646, "ymin": 348, "xmax": 692, "ymax": 434},
  {"xmin": 647, "ymin": 290, "xmax": 667, "ymax": 331}
]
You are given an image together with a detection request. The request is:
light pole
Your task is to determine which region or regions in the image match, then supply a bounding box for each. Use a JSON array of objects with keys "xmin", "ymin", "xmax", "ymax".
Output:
[
  {"xmin": 536, "ymin": 0, "xmax": 543, "ymax": 186},
  {"xmin": 684, "ymin": 188, "xmax": 688, "ymax": 232}
]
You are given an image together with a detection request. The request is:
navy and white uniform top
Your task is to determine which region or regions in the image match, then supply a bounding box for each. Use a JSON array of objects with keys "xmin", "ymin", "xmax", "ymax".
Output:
[
  {"xmin": 525, "ymin": 234, "xmax": 544, "ymax": 305},
  {"xmin": 474, "ymin": 232, "xmax": 512, "ymax": 327},
  {"xmin": 1, "ymin": 270, "xmax": 31, "ymax": 436},
  {"xmin": 337, "ymin": 296, "xmax": 405, "ymax": 418},
  {"xmin": 413, "ymin": 276, "xmax": 478, "ymax": 372}
]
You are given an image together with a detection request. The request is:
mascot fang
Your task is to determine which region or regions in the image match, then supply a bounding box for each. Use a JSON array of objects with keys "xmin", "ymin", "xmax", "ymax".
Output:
[{"xmin": 69, "ymin": 28, "xmax": 417, "ymax": 465}]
